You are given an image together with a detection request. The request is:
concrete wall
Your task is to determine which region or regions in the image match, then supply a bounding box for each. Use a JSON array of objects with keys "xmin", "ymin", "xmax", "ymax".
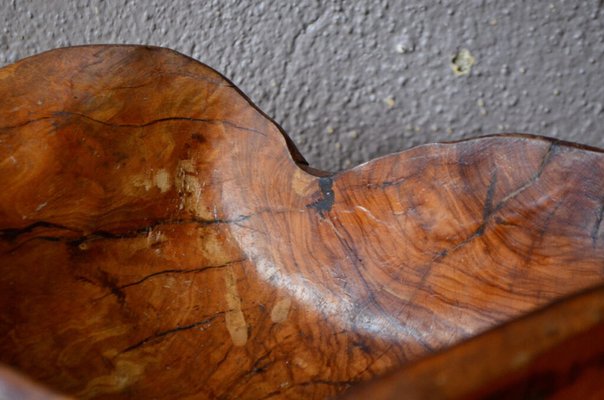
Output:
[{"xmin": 2, "ymin": 0, "xmax": 603, "ymax": 171}]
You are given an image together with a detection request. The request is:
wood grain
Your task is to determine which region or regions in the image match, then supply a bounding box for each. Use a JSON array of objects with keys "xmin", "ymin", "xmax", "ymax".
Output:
[
  {"xmin": 342, "ymin": 283, "xmax": 604, "ymax": 400},
  {"xmin": 1, "ymin": 45, "xmax": 604, "ymax": 399}
]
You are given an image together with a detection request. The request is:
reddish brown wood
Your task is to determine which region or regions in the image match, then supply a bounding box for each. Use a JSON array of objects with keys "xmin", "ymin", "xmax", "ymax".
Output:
[
  {"xmin": 0, "ymin": 362, "xmax": 68, "ymax": 399},
  {"xmin": 341, "ymin": 284, "xmax": 604, "ymax": 400},
  {"xmin": 1, "ymin": 46, "xmax": 604, "ymax": 399}
]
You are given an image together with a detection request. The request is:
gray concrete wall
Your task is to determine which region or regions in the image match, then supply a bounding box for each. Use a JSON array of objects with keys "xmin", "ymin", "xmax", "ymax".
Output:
[{"xmin": 1, "ymin": 0, "xmax": 603, "ymax": 171}]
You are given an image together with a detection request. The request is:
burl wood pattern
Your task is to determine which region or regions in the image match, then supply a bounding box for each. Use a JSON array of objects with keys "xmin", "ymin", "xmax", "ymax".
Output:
[{"xmin": 1, "ymin": 46, "xmax": 604, "ymax": 399}]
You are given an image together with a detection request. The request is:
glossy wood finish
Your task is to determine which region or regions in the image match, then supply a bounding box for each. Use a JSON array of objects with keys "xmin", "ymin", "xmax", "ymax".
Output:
[
  {"xmin": 1, "ymin": 46, "xmax": 604, "ymax": 399},
  {"xmin": 342, "ymin": 284, "xmax": 604, "ymax": 400},
  {"xmin": 0, "ymin": 362, "xmax": 68, "ymax": 400}
]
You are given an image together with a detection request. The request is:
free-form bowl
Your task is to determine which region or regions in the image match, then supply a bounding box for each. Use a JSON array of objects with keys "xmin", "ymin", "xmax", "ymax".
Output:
[{"xmin": 2, "ymin": 46, "xmax": 604, "ymax": 399}]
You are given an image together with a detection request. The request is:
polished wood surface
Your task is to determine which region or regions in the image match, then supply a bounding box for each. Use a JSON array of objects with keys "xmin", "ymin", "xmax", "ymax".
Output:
[
  {"xmin": 1, "ymin": 46, "xmax": 604, "ymax": 399},
  {"xmin": 342, "ymin": 284, "xmax": 604, "ymax": 400},
  {"xmin": 0, "ymin": 362, "xmax": 68, "ymax": 400}
]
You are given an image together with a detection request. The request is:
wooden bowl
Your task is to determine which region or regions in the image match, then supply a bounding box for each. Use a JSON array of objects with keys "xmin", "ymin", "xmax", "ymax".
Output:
[{"xmin": 1, "ymin": 46, "xmax": 604, "ymax": 399}]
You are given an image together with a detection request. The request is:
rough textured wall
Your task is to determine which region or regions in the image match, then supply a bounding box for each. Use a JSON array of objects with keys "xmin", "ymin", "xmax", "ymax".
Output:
[{"xmin": 1, "ymin": 0, "xmax": 603, "ymax": 171}]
